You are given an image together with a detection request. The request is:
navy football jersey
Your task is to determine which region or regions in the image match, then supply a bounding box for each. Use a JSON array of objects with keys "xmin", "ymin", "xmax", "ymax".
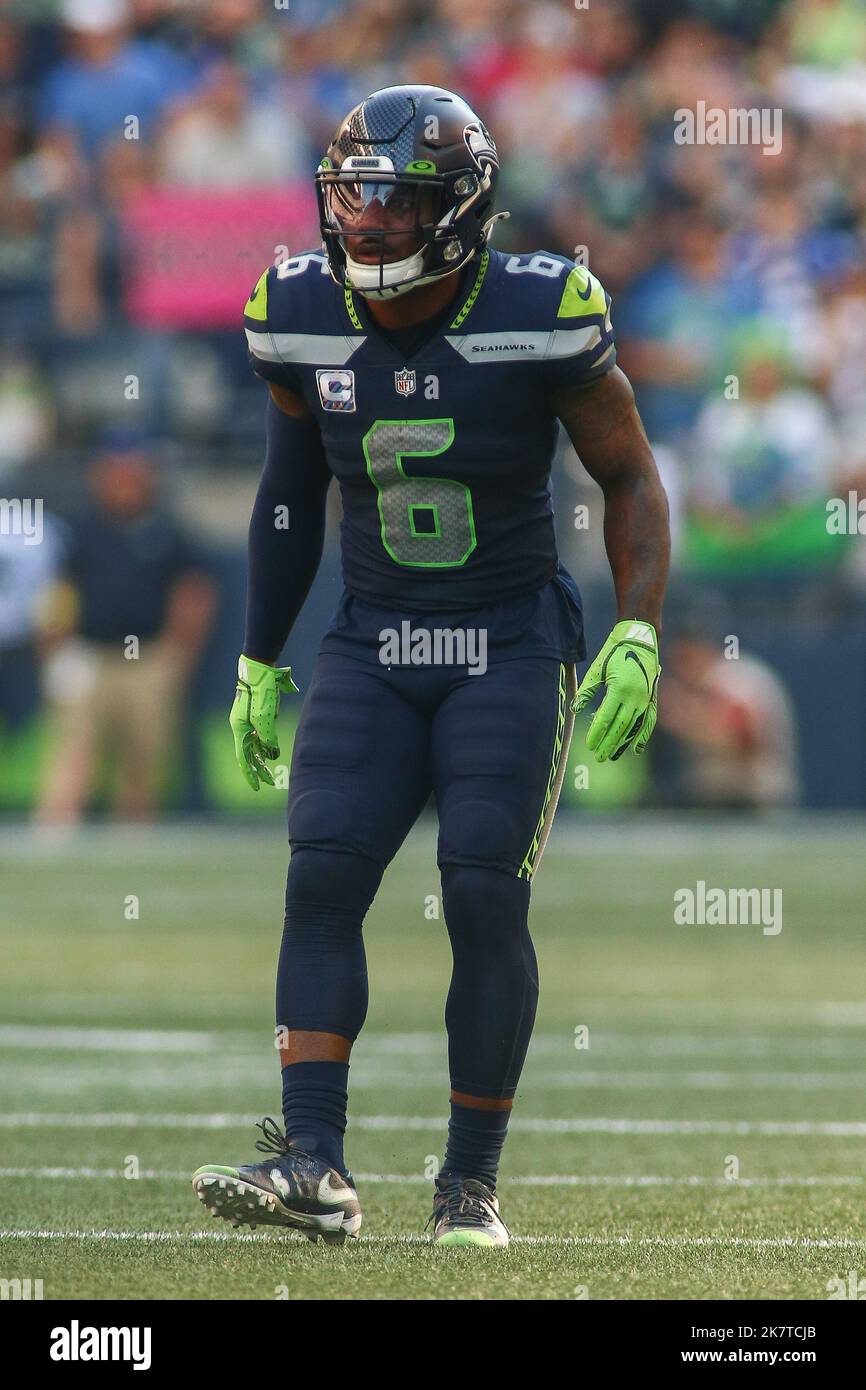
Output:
[{"xmin": 243, "ymin": 246, "xmax": 615, "ymax": 627}]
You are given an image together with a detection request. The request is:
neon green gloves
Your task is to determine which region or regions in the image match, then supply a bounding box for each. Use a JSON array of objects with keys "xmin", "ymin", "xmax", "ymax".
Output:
[
  {"xmin": 573, "ymin": 620, "xmax": 660, "ymax": 762},
  {"xmin": 229, "ymin": 655, "xmax": 299, "ymax": 791}
]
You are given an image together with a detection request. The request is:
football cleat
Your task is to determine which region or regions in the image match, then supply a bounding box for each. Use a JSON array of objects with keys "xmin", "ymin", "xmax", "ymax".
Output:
[
  {"xmin": 191, "ymin": 1117, "xmax": 362, "ymax": 1244},
  {"xmin": 426, "ymin": 1174, "xmax": 510, "ymax": 1248}
]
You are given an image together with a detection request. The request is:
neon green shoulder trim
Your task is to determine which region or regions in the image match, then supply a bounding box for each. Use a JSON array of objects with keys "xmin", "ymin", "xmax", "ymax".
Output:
[
  {"xmin": 244, "ymin": 267, "xmax": 269, "ymax": 323},
  {"xmin": 343, "ymin": 247, "xmax": 489, "ymax": 333},
  {"xmin": 344, "ymin": 285, "xmax": 363, "ymax": 330},
  {"xmin": 450, "ymin": 249, "xmax": 489, "ymax": 330},
  {"xmin": 557, "ymin": 265, "xmax": 607, "ymax": 319}
]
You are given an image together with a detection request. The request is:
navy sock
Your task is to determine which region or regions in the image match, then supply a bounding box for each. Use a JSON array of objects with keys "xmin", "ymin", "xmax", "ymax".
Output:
[
  {"xmin": 281, "ymin": 1060, "xmax": 349, "ymax": 1175},
  {"xmin": 441, "ymin": 1101, "xmax": 511, "ymax": 1189}
]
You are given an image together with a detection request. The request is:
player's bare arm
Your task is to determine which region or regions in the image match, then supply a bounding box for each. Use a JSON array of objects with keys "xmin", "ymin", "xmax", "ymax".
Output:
[
  {"xmin": 551, "ymin": 366, "xmax": 670, "ymax": 761},
  {"xmin": 550, "ymin": 365, "xmax": 669, "ymax": 634}
]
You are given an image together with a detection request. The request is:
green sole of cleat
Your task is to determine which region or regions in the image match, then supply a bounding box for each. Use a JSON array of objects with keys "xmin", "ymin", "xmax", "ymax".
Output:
[
  {"xmin": 192, "ymin": 1165, "xmax": 239, "ymax": 1180},
  {"xmin": 434, "ymin": 1231, "xmax": 504, "ymax": 1248}
]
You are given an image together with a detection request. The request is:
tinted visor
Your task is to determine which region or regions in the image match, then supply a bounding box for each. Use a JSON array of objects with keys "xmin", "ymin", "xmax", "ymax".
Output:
[{"xmin": 324, "ymin": 177, "xmax": 442, "ymax": 256}]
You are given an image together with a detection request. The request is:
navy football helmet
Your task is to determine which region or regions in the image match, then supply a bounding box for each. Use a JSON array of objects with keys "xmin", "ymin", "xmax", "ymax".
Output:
[{"xmin": 315, "ymin": 85, "xmax": 506, "ymax": 300}]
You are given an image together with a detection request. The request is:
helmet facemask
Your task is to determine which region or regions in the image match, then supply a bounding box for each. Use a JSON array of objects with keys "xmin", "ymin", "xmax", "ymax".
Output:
[{"xmin": 316, "ymin": 146, "xmax": 501, "ymax": 300}]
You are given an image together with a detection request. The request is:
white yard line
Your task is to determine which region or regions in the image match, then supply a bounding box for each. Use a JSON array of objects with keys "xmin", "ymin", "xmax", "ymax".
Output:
[
  {"xmin": 0, "ymin": 1168, "xmax": 186, "ymax": 1180},
  {"xmin": 0, "ymin": 1167, "xmax": 862, "ymax": 1188},
  {"xmin": 6, "ymin": 1056, "xmax": 866, "ymax": 1089},
  {"xmin": 354, "ymin": 1072, "xmax": 866, "ymax": 1090},
  {"xmin": 4, "ymin": 1003, "xmax": 865, "ymax": 1035},
  {"xmin": 2, "ymin": 1112, "xmax": 866, "ymax": 1135},
  {"xmin": 0, "ymin": 1026, "xmax": 216, "ymax": 1052},
  {"xmin": 6, "ymin": 1063, "xmax": 866, "ymax": 1090},
  {"xmin": 6, "ymin": 1028, "xmax": 866, "ymax": 1056},
  {"xmin": 3, "ymin": 1025, "xmax": 866, "ymax": 1057},
  {"xmin": 1, "ymin": 1228, "xmax": 864, "ymax": 1249}
]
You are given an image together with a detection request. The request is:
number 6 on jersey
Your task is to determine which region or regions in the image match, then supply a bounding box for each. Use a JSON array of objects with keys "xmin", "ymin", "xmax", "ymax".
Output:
[{"xmin": 363, "ymin": 418, "xmax": 477, "ymax": 569}]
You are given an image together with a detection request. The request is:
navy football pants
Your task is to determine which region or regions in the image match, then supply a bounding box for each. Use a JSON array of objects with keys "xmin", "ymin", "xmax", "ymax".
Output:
[{"xmin": 278, "ymin": 653, "xmax": 575, "ymax": 1099}]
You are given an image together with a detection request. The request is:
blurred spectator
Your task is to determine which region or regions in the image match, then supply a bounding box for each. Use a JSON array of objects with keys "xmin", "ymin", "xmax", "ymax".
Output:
[
  {"xmin": 0, "ymin": 17, "xmax": 57, "ymax": 343},
  {"xmin": 729, "ymin": 187, "xmax": 857, "ymax": 367},
  {"xmin": 38, "ymin": 0, "xmax": 189, "ymax": 172},
  {"xmin": 490, "ymin": 4, "xmax": 608, "ymax": 218},
  {"xmin": 0, "ymin": 501, "xmax": 64, "ymax": 737},
  {"xmin": 0, "ymin": 353, "xmax": 54, "ymax": 468},
  {"xmin": 35, "ymin": 0, "xmax": 196, "ymax": 335},
  {"xmin": 686, "ymin": 322, "xmax": 843, "ymax": 574},
  {"xmin": 156, "ymin": 60, "xmax": 308, "ymax": 188},
  {"xmin": 35, "ymin": 432, "xmax": 215, "ymax": 823},
  {"xmin": 550, "ymin": 97, "xmax": 659, "ymax": 293},
  {"xmin": 810, "ymin": 265, "xmax": 866, "ymax": 472},
  {"xmin": 617, "ymin": 202, "xmax": 738, "ymax": 443},
  {"xmin": 432, "ymin": 0, "xmax": 521, "ymax": 111},
  {"xmin": 658, "ymin": 625, "xmax": 800, "ymax": 808},
  {"xmin": 786, "ymin": 0, "xmax": 866, "ymax": 68}
]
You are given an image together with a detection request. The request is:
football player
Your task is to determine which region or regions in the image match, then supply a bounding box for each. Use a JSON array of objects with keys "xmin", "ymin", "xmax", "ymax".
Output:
[{"xmin": 192, "ymin": 86, "xmax": 669, "ymax": 1247}]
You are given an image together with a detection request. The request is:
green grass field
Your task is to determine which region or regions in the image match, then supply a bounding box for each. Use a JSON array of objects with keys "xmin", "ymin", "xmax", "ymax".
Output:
[{"xmin": 1, "ymin": 816, "xmax": 864, "ymax": 1301}]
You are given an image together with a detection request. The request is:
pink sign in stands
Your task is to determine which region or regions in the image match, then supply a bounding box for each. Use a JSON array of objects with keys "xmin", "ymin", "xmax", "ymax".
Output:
[{"xmin": 121, "ymin": 186, "xmax": 319, "ymax": 330}]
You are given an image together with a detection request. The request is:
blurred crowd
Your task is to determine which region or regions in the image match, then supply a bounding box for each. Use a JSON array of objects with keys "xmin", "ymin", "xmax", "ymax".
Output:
[{"xmin": 3, "ymin": 0, "xmax": 866, "ymax": 815}]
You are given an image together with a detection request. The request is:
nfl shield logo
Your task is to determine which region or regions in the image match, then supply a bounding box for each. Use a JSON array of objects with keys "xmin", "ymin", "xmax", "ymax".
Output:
[{"xmin": 394, "ymin": 368, "xmax": 416, "ymax": 396}]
